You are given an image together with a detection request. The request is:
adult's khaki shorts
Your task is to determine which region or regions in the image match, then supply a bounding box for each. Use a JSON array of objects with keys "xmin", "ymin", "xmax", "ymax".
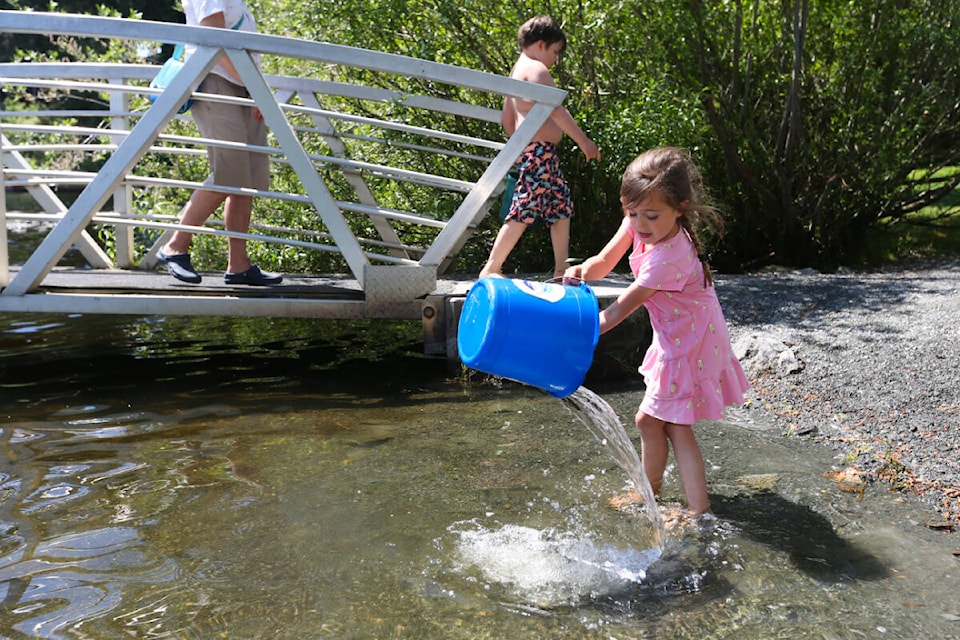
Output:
[{"xmin": 191, "ymin": 73, "xmax": 269, "ymax": 191}]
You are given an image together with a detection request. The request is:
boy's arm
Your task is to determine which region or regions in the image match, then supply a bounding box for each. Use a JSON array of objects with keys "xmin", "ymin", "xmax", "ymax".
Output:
[
  {"xmin": 531, "ymin": 65, "xmax": 600, "ymax": 160},
  {"xmin": 521, "ymin": 60, "xmax": 601, "ymax": 160},
  {"xmin": 550, "ymin": 106, "xmax": 601, "ymax": 161},
  {"xmin": 501, "ymin": 97, "xmax": 517, "ymax": 135}
]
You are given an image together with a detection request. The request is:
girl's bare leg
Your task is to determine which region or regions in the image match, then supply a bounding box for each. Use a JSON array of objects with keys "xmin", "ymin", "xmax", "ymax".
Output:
[
  {"xmin": 636, "ymin": 410, "xmax": 668, "ymax": 496},
  {"xmin": 665, "ymin": 423, "xmax": 711, "ymax": 514}
]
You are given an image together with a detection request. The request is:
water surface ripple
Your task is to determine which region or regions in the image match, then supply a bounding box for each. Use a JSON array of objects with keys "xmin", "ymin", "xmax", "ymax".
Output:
[{"xmin": 1, "ymin": 314, "xmax": 958, "ymax": 639}]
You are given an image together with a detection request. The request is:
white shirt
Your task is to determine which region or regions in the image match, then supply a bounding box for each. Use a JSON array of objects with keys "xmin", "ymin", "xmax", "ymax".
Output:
[{"xmin": 181, "ymin": 0, "xmax": 259, "ymax": 84}]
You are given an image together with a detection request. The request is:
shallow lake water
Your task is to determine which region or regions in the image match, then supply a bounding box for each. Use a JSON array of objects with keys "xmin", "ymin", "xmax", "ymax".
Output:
[{"xmin": 1, "ymin": 313, "xmax": 958, "ymax": 639}]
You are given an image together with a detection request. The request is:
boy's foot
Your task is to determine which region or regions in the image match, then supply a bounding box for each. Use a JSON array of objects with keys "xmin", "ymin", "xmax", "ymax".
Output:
[
  {"xmin": 224, "ymin": 264, "xmax": 283, "ymax": 286},
  {"xmin": 157, "ymin": 249, "xmax": 201, "ymax": 284}
]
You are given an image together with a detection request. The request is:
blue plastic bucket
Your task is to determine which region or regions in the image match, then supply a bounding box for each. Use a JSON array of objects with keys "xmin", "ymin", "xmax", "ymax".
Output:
[{"xmin": 457, "ymin": 278, "xmax": 600, "ymax": 398}]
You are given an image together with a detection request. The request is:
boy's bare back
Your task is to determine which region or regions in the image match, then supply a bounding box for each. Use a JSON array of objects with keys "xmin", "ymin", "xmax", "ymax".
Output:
[
  {"xmin": 503, "ymin": 53, "xmax": 565, "ymax": 144},
  {"xmin": 501, "ymin": 30, "xmax": 599, "ymax": 162}
]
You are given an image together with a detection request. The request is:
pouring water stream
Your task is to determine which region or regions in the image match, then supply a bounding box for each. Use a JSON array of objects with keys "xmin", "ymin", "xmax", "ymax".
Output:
[
  {"xmin": 458, "ymin": 277, "xmax": 667, "ymax": 549},
  {"xmin": 562, "ymin": 386, "xmax": 666, "ymax": 549}
]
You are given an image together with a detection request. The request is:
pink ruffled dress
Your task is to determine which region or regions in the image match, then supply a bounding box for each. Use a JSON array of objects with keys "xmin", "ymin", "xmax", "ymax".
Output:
[{"xmin": 623, "ymin": 218, "xmax": 750, "ymax": 424}]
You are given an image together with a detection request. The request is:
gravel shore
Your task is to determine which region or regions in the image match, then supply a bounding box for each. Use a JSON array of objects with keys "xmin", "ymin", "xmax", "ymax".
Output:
[{"xmin": 715, "ymin": 259, "xmax": 960, "ymax": 531}]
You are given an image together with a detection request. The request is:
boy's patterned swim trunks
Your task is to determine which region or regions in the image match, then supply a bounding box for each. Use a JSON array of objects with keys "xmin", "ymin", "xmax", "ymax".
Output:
[{"xmin": 506, "ymin": 141, "xmax": 573, "ymax": 227}]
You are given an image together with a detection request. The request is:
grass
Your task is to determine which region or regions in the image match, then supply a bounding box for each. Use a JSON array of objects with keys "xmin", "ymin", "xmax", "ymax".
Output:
[{"xmin": 854, "ymin": 168, "xmax": 960, "ymax": 267}]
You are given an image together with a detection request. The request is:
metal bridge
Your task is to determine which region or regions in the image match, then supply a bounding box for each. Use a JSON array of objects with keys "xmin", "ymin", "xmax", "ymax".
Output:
[{"xmin": 1, "ymin": 10, "xmax": 609, "ymax": 355}]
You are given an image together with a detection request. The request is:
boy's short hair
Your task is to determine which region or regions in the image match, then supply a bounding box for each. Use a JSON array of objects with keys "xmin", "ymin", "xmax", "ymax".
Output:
[{"xmin": 518, "ymin": 15, "xmax": 567, "ymax": 52}]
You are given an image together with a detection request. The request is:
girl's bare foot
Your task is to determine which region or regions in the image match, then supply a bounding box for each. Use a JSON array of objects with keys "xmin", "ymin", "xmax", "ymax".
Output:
[{"xmin": 608, "ymin": 487, "xmax": 647, "ymax": 512}]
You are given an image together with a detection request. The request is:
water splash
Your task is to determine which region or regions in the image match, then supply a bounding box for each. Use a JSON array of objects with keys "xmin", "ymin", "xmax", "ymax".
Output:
[
  {"xmin": 450, "ymin": 521, "xmax": 660, "ymax": 608},
  {"xmin": 562, "ymin": 386, "xmax": 666, "ymax": 548}
]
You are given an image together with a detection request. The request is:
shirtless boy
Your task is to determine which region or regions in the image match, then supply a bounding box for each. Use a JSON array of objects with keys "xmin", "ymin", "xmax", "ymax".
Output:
[{"xmin": 479, "ymin": 15, "xmax": 601, "ymax": 279}]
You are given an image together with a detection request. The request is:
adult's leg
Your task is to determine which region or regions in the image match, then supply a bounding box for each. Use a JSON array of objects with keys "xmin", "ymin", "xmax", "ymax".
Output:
[
  {"xmin": 162, "ymin": 188, "xmax": 228, "ymax": 256},
  {"xmin": 479, "ymin": 220, "xmax": 526, "ymax": 278},
  {"xmin": 636, "ymin": 410, "xmax": 668, "ymax": 496},
  {"xmin": 170, "ymin": 74, "xmax": 265, "ymax": 265},
  {"xmin": 549, "ymin": 216, "xmax": 570, "ymax": 278},
  {"xmin": 665, "ymin": 423, "xmax": 710, "ymax": 513},
  {"xmin": 223, "ymin": 194, "xmax": 253, "ymax": 274}
]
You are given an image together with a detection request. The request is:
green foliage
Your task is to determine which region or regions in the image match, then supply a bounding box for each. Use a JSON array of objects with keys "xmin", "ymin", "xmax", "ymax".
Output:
[
  {"xmin": 563, "ymin": 82, "xmax": 712, "ymax": 267},
  {"xmin": 634, "ymin": 0, "xmax": 960, "ymax": 270},
  {"xmin": 9, "ymin": 0, "xmax": 960, "ymax": 273},
  {"xmin": 273, "ymin": 0, "xmax": 960, "ymax": 272}
]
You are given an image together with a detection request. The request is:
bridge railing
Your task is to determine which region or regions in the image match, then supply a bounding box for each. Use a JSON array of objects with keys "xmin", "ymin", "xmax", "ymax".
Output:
[{"xmin": 0, "ymin": 10, "xmax": 566, "ymax": 305}]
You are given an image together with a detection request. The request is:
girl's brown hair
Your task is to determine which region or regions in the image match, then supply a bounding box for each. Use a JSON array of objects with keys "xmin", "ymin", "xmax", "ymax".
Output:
[{"xmin": 620, "ymin": 147, "xmax": 723, "ymax": 287}]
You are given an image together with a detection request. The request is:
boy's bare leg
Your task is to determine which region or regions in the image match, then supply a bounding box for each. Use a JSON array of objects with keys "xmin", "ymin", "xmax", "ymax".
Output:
[
  {"xmin": 479, "ymin": 220, "xmax": 526, "ymax": 278},
  {"xmin": 549, "ymin": 216, "xmax": 570, "ymax": 279}
]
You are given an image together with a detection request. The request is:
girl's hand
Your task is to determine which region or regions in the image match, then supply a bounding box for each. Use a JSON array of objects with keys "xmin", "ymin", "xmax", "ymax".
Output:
[{"xmin": 562, "ymin": 264, "xmax": 584, "ymax": 285}]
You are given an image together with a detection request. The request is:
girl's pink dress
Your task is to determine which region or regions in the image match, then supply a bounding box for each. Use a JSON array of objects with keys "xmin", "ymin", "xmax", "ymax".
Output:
[{"xmin": 622, "ymin": 218, "xmax": 750, "ymax": 424}]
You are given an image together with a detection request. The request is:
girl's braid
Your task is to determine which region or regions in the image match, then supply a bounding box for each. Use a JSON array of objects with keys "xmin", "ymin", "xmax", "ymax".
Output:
[{"xmin": 680, "ymin": 215, "xmax": 715, "ymax": 287}]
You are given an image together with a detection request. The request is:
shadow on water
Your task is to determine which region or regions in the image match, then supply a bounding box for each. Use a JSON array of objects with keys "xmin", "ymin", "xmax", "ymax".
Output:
[
  {"xmin": 504, "ymin": 483, "xmax": 894, "ymax": 623},
  {"xmin": 576, "ymin": 488, "xmax": 888, "ymax": 621},
  {"xmin": 711, "ymin": 492, "xmax": 889, "ymax": 581}
]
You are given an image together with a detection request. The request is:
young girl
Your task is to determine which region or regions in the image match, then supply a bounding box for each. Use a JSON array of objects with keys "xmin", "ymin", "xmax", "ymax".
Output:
[{"xmin": 564, "ymin": 147, "xmax": 749, "ymax": 514}]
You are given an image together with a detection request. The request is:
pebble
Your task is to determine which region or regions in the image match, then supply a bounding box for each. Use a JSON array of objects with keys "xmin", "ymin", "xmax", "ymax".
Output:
[{"xmin": 716, "ymin": 259, "xmax": 960, "ymax": 529}]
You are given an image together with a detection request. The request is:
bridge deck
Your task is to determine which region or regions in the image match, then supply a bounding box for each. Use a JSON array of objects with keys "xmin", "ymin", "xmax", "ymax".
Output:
[
  {"xmin": 0, "ymin": 267, "xmax": 633, "ymax": 360},
  {"xmin": 0, "ymin": 266, "xmax": 467, "ymax": 320},
  {"xmin": 13, "ymin": 266, "xmax": 369, "ymax": 300}
]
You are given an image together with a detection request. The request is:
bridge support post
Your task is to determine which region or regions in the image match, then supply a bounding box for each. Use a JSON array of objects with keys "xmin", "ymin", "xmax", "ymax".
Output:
[
  {"xmin": 421, "ymin": 293, "xmax": 464, "ymax": 356},
  {"xmin": 364, "ymin": 264, "xmax": 437, "ymax": 317}
]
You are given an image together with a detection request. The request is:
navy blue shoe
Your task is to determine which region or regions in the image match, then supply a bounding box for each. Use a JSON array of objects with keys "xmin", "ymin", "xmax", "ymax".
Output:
[
  {"xmin": 158, "ymin": 250, "xmax": 201, "ymax": 284},
  {"xmin": 224, "ymin": 265, "xmax": 282, "ymax": 286}
]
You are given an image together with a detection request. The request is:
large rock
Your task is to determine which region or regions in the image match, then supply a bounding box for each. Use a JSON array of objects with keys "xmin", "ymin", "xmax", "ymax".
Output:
[{"xmin": 733, "ymin": 332, "xmax": 803, "ymax": 377}]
